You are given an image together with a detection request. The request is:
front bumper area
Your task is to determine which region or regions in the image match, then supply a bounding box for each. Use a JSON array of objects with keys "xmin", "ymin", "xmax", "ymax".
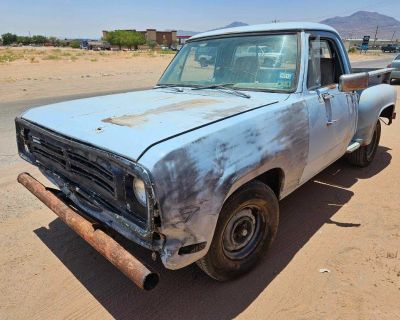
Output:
[
  {"xmin": 18, "ymin": 172, "xmax": 159, "ymax": 290},
  {"xmin": 16, "ymin": 118, "xmax": 163, "ymax": 250}
]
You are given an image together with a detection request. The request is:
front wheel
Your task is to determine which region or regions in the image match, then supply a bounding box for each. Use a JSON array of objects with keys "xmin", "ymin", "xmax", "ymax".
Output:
[
  {"xmin": 347, "ymin": 120, "xmax": 381, "ymax": 167},
  {"xmin": 196, "ymin": 180, "xmax": 279, "ymax": 281}
]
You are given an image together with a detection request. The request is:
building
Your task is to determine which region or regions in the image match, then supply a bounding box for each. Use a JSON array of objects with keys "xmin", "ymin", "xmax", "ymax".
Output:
[{"xmin": 102, "ymin": 29, "xmax": 177, "ymax": 47}]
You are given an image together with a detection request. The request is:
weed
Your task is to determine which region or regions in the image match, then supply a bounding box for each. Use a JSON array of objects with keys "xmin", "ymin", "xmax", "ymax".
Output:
[{"xmin": 43, "ymin": 54, "xmax": 61, "ymax": 60}]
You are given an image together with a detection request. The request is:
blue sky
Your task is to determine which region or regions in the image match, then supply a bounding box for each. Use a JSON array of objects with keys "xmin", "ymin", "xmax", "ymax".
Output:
[{"xmin": 1, "ymin": 0, "xmax": 399, "ymax": 38}]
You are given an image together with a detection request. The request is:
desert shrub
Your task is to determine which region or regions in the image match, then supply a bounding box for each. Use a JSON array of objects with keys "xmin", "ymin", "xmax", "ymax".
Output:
[
  {"xmin": 0, "ymin": 53, "xmax": 17, "ymax": 63},
  {"xmin": 160, "ymin": 50, "xmax": 176, "ymax": 55},
  {"xmin": 43, "ymin": 54, "xmax": 61, "ymax": 60},
  {"xmin": 70, "ymin": 40, "xmax": 81, "ymax": 49}
]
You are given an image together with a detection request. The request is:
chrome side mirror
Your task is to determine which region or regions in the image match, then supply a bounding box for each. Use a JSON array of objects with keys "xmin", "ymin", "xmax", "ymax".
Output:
[{"xmin": 339, "ymin": 73, "xmax": 369, "ymax": 92}]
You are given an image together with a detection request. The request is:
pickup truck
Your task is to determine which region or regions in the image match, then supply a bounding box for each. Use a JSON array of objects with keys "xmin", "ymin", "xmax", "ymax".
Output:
[
  {"xmin": 16, "ymin": 22, "xmax": 397, "ymax": 289},
  {"xmin": 381, "ymin": 44, "xmax": 399, "ymax": 53}
]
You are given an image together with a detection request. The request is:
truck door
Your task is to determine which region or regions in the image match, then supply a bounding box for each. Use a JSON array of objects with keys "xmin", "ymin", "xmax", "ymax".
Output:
[{"xmin": 301, "ymin": 34, "xmax": 356, "ymax": 183}]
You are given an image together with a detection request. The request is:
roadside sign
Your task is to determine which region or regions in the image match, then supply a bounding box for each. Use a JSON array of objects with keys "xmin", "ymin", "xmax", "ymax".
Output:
[
  {"xmin": 362, "ymin": 36, "xmax": 370, "ymax": 45},
  {"xmin": 361, "ymin": 35, "xmax": 370, "ymax": 52}
]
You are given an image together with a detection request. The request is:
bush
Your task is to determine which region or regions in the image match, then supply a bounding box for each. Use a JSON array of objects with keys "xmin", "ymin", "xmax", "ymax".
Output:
[
  {"xmin": 31, "ymin": 35, "xmax": 47, "ymax": 45},
  {"xmin": 43, "ymin": 54, "xmax": 61, "ymax": 60},
  {"xmin": 105, "ymin": 30, "xmax": 145, "ymax": 50},
  {"xmin": 348, "ymin": 47, "xmax": 357, "ymax": 54},
  {"xmin": 147, "ymin": 40, "xmax": 157, "ymax": 50},
  {"xmin": 1, "ymin": 33, "xmax": 17, "ymax": 45},
  {"xmin": 70, "ymin": 40, "xmax": 80, "ymax": 49}
]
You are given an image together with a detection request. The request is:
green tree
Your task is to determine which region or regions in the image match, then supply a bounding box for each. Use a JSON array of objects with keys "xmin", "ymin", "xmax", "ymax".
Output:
[
  {"xmin": 16, "ymin": 36, "xmax": 32, "ymax": 45},
  {"xmin": 1, "ymin": 33, "xmax": 17, "ymax": 45},
  {"xmin": 31, "ymin": 35, "xmax": 47, "ymax": 45},
  {"xmin": 70, "ymin": 39, "xmax": 80, "ymax": 48},
  {"xmin": 48, "ymin": 36, "xmax": 61, "ymax": 46},
  {"xmin": 105, "ymin": 30, "xmax": 145, "ymax": 50}
]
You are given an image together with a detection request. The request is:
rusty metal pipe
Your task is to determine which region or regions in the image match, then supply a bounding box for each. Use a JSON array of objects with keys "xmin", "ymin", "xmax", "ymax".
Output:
[{"xmin": 17, "ymin": 172, "xmax": 159, "ymax": 290}]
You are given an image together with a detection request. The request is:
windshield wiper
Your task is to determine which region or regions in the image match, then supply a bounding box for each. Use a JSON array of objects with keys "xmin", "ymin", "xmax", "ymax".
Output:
[
  {"xmin": 154, "ymin": 84, "xmax": 184, "ymax": 92},
  {"xmin": 191, "ymin": 83, "xmax": 251, "ymax": 99}
]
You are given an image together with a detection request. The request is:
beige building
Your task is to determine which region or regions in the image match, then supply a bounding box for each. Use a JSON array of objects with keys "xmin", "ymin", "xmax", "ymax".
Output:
[{"xmin": 102, "ymin": 29, "xmax": 177, "ymax": 47}]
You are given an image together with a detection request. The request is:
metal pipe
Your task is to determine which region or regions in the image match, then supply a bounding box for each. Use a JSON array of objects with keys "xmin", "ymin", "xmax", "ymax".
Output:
[{"xmin": 17, "ymin": 172, "xmax": 159, "ymax": 290}]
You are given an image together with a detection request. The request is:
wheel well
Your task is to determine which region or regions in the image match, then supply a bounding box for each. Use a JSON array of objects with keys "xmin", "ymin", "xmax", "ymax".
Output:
[
  {"xmin": 255, "ymin": 168, "xmax": 284, "ymax": 199},
  {"xmin": 380, "ymin": 105, "xmax": 395, "ymax": 124}
]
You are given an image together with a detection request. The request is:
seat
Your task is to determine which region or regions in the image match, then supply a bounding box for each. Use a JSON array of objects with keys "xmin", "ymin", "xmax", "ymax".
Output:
[
  {"xmin": 320, "ymin": 58, "xmax": 335, "ymax": 86},
  {"xmin": 232, "ymin": 56, "xmax": 259, "ymax": 82}
]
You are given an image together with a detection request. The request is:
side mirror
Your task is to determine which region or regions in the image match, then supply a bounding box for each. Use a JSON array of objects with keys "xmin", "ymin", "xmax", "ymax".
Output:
[{"xmin": 339, "ymin": 73, "xmax": 369, "ymax": 92}]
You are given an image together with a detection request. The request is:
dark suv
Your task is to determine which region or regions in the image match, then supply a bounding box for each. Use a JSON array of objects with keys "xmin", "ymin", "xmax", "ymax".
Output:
[{"xmin": 381, "ymin": 44, "xmax": 400, "ymax": 53}]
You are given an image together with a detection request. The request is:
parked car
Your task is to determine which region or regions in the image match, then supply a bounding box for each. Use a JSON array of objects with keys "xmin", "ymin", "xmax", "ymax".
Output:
[
  {"xmin": 381, "ymin": 44, "xmax": 400, "ymax": 53},
  {"xmin": 388, "ymin": 54, "xmax": 400, "ymax": 82},
  {"xmin": 16, "ymin": 22, "xmax": 397, "ymax": 290}
]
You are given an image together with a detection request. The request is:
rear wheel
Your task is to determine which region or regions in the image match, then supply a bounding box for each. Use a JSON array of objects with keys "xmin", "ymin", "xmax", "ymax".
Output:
[
  {"xmin": 347, "ymin": 120, "xmax": 381, "ymax": 167},
  {"xmin": 196, "ymin": 180, "xmax": 279, "ymax": 281}
]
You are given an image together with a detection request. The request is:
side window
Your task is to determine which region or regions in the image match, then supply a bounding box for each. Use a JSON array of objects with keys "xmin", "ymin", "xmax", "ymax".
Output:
[{"xmin": 307, "ymin": 38, "xmax": 344, "ymax": 90}]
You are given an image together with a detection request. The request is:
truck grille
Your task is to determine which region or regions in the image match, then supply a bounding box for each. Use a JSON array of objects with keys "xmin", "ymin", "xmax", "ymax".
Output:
[{"xmin": 30, "ymin": 135, "xmax": 116, "ymax": 196}]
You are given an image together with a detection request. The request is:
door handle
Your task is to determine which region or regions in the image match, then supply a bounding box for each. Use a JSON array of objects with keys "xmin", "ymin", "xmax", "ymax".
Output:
[
  {"xmin": 316, "ymin": 89, "xmax": 334, "ymax": 102},
  {"xmin": 321, "ymin": 93, "xmax": 334, "ymax": 100}
]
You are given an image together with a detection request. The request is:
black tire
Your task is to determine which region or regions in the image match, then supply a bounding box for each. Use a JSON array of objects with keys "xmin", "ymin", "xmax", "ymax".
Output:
[
  {"xmin": 347, "ymin": 120, "xmax": 381, "ymax": 167},
  {"xmin": 196, "ymin": 180, "xmax": 279, "ymax": 281}
]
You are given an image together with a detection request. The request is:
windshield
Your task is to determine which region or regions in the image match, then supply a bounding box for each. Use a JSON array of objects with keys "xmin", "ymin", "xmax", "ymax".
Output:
[{"xmin": 158, "ymin": 33, "xmax": 299, "ymax": 92}]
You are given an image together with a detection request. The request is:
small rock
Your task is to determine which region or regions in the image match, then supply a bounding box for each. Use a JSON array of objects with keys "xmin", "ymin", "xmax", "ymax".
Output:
[{"xmin": 319, "ymin": 268, "xmax": 331, "ymax": 273}]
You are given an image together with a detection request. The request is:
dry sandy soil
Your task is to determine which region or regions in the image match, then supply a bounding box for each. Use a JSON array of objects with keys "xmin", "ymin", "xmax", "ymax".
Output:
[
  {"xmin": 0, "ymin": 47, "xmax": 174, "ymax": 103},
  {"xmin": 0, "ymin": 47, "xmax": 399, "ymax": 320}
]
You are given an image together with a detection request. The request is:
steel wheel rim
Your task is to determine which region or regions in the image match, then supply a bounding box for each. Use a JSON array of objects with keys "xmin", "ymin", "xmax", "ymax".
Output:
[{"xmin": 222, "ymin": 205, "xmax": 264, "ymax": 260}]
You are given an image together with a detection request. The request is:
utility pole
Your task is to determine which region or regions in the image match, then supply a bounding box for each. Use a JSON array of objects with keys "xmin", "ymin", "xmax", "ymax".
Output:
[
  {"xmin": 373, "ymin": 25, "xmax": 379, "ymax": 47},
  {"xmin": 391, "ymin": 31, "xmax": 396, "ymax": 42}
]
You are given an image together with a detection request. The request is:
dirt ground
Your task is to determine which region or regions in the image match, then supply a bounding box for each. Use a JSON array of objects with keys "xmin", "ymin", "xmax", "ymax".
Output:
[
  {"xmin": 0, "ymin": 47, "xmax": 399, "ymax": 320},
  {"xmin": 0, "ymin": 47, "xmax": 174, "ymax": 103}
]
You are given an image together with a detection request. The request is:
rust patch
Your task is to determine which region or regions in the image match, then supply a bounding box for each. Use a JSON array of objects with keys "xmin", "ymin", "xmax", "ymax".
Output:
[
  {"xmin": 102, "ymin": 98, "xmax": 221, "ymax": 127},
  {"xmin": 201, "ymin": 105, "xmax": 250, "ymax": 121}
]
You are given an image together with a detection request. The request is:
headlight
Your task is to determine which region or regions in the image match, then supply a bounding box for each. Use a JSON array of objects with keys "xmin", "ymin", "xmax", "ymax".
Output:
[{"xmin": 133, "ymin": 178, "xmax": 147, "ymax": 207}]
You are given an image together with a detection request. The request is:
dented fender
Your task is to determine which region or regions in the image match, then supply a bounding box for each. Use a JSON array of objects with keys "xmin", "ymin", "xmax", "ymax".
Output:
[{"xmin": 139, "ymin": 99, "xmax": 309, "ymax": 269}]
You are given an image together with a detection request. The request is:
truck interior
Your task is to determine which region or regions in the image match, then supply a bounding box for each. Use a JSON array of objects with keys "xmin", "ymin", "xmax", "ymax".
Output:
[{"xmin": 307, "ymin": 37, "xmax": 344, "ymax": 89}]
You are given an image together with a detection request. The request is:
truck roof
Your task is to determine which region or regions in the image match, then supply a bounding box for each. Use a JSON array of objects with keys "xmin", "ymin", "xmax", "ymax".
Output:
[{"xmin": 189, "ymin": 22, "xmax": 339, "ymax": 41}]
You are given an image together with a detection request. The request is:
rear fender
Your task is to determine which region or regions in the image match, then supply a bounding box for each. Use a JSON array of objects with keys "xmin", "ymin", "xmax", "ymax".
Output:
[{"xmin": 354, "ymin": 84, "xmax": 397, "ymax": 145}]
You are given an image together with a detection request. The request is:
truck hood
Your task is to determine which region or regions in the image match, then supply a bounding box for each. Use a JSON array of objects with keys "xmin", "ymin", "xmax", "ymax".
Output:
[{"xmin": 22, "ymin": 89, "xmax": 287, "ymax": 160}]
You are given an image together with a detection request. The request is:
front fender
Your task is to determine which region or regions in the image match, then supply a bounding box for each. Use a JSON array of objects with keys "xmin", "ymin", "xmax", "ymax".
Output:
[
  {"xmin": 140, "ymin": 100, "xmax": 309, "ymax": 269},
  {"xmin": 354, "ymin": 84, "xmax": 397, "ymax": 145}
]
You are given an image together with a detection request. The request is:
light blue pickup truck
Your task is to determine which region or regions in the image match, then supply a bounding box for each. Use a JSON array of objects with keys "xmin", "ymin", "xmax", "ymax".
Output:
[{"xmin": 16, "ymin": 23, "xmax": 397, "ymax": 288}]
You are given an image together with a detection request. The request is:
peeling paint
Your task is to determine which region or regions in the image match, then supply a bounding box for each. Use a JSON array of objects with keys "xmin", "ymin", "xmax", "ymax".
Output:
[{"xmin": 102, "ymin": 98, "xmax": 222, "ymax": 127}]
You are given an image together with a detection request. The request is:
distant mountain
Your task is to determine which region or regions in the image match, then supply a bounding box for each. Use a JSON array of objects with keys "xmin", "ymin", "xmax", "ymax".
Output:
[
  {"xmin": 176, "ymin": 30, "xmax": 198, "ymax": 37},
  {"xmin": 320, "ymin": 11, "xmax": 400, "ymax": 40}
]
